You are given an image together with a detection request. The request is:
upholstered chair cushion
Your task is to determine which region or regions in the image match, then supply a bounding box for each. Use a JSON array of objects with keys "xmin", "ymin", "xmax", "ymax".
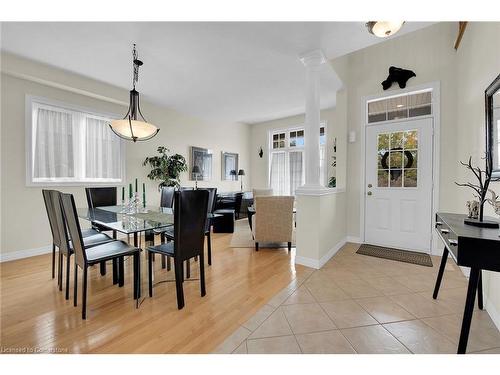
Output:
[{"xmin": 253, "ymin": 196, "xmax": 294, "ymax": 243}]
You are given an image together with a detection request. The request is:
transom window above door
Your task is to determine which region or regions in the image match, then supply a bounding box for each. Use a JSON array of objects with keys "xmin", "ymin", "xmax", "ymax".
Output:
[
  {"xmin": 377, "ymin": 130, "xmax": 418, "ymax": 188},
  {"xmin": 368, "ymin": 90, "xmax": 432, "ymax": 124}
]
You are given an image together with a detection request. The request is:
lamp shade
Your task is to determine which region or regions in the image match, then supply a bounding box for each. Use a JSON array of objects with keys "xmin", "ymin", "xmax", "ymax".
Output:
[
  {"xmin": 192, "ymin": 165, "xmax": 201, "ymax": 174},
  {"xmin": 366, "ymin": 21, "xmax": 404, "ymax": 38},
  {"xmin": 238, "ymin": 169, "xmax": 245, "ymax": 176}
]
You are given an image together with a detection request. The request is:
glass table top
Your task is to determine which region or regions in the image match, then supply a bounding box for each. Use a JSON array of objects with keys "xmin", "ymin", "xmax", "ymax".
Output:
[
  {"xmin": 77, "ymin": 205, "xmax": 174, "ymax": 234},
  {"xmin": 77, "ymin": 205, "xmax": 221, "ymax": 234}
]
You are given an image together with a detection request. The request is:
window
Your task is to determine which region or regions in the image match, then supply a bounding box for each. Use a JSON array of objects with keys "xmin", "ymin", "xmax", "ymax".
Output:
[
  {"xmin": 368, "ymin": 90, "xmax": 432, "ymax": 124},
  {"xmin": 377, "ymin": 130, "xmax": 418, "ymax": 188},
  {"xmin": 26, "ymin": 97, "xmax": 124, "ymax": 186},
  {"xmin": 269, "ymin": 124, "xmax": 326, "ymax": 195}
]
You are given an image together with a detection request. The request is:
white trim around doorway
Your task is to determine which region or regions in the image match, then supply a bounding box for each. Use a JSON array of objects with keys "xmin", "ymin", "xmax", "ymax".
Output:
[{"xmin": 358, "ymin": 81, "xmax": 442, "ymax": 255}]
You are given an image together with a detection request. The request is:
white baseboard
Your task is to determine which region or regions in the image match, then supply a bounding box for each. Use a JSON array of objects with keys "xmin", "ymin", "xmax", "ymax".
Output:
[
  {"xmin": 0, "ymin": 245, "xmax": 52, "ymax": 262},
  {"xmin": 485, "ymin": 296, "xmax": 500, "ymax": 332},
  {"xmin": 346, "ymin": 236, "xmax": 361, "ymax": 244},
  {"xmin": 295, "ymin": 238, "xmax": 347, "ymax": 269}
]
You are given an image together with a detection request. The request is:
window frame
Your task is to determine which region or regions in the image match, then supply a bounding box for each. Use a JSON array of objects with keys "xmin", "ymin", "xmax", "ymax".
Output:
[
  {"xmin": 268, "ymin": 122, "xmax": 327, "ymax": 195},
  {"xmin": 25, "ymin": 95, "xmax": 126, "ymax": 187}
]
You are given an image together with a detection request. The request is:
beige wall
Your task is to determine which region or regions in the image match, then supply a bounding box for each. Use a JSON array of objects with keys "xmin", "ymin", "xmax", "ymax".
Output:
[
  {"xmin": 331, "ymin": 22, "xmax": 459, "ymax": 241},
  {"xmin": 249, "ymin": 92, "xmax": 348, "ymax": 191},
  {"xmin": 0, "ymin": 53, "xmax": 251, "ymax": 257},
  {"xmin": 454, "ymin": 22, "xmax": 500, "ymax": 327}
]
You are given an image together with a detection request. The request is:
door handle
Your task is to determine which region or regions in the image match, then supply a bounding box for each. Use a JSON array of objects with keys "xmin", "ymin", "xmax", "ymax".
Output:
[
  {"xmin": 368, "ymin": 183, "xmax": 373, "ymax": 188},
  {"xmin": 367, "ymin": 191, "xmax": 372, "ymax": 196}
]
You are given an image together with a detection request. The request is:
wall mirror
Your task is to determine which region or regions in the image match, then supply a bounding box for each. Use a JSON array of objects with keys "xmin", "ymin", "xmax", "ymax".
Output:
[
  {"xmin": 190, "ymin": 146, "xmax": 212, "ymax": 181},
  {"xmin": 221, "ymin": 152, "xmax": 239, "ymax": 180},
  {"xmin": 486, "ymin": 74, "xmax": 500, "ymax": 178}
]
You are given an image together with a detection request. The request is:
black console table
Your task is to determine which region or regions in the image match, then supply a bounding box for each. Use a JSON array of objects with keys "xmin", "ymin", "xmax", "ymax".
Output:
[{"xmin": 433, "ymin": 212, "xmax": 500, "ymax": 354}]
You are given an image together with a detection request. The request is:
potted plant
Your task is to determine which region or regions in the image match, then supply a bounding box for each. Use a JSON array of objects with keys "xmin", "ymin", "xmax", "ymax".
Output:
[{"xmin": 143, "ymin": 146, "xmax": 188, "ymax": 189}]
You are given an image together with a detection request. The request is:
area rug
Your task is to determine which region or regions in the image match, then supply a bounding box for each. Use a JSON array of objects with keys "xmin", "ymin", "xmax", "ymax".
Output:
[
  {"xmin": 356, "ymin": 244, "xmax": 433, "ymax": 267},
  {"xmin": 229, "ymin": 219, "xmax": 296, "ymax": 248}
]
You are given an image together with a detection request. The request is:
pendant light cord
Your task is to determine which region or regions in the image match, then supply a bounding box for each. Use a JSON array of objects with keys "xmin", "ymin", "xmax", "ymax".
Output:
[{"xmin": 132, "ymin": 44, "xmax": 139, "ymax": 90}]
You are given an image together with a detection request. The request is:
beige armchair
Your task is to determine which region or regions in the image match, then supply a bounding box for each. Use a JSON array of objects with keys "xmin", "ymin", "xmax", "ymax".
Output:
[{"xmin": 251, "ymin": 196, "xmax": 294, "ymax": 252}]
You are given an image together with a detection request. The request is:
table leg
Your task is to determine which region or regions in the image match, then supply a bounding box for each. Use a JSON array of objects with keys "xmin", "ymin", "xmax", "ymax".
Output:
[
  {"xmin": 458, "ymin": 267, "xmax": 480, "ymax": 354},
  {"xmin": 478, "ymin": 270, "xmax": 483, "ymax": 310},
  {"xmin": 433, "ymin": 247, "xmax": 448, "ymax": 299}
]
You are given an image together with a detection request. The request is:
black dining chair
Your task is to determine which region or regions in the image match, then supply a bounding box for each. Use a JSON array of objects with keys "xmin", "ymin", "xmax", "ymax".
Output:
[
  {"xmin": 42, "ymin": 189, "xmax": 63, "ymax": 280},
  {"xmin": 85, "ymin": 187, "xmax": 118, "ymax": 275},
  {"xmin": 161, "ymin": 187, "xmax": 216, "ymax": 272},
  {"xmin": 43, "ymin": 190, "xmax": 103, "ymax": 287},
  {"xmin": 147, "ymin": 190, "xmax": 209, "ymax": 309},
  {"xmin": 51, "ymin": 190, "xmax": 115, "ymax": 300},
  {"xmin": 160, "ymin": 186, "xmax": 175, "ymax": 208},
  {"xmin": 60, "ymin": 192, "xmax": 141, "ymax": 319}
]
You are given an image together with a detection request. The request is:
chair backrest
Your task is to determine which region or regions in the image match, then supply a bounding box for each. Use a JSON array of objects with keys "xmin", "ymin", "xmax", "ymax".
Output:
[
  {"xmin": 253, "ymin": 196, "xmax": 294, "ymax": 243},
  {"xmin": 179, "ymin": 187, "xmax": 194, "ymax": 191},
  {"xmin": 85, "ymin": 187, "xmax": 117, "ymax": 209},
  {"xmin": 50, "ymin": 190, "xmax": 72, "ymax": 255},
  {"xmin": 60, "ymin": 193, "xmax": 87, "ymax": 267},
  {"xmin": 253, "ymin": 188, "xmax": 273, "ymax": 198},
  {"xmin": 198, "ymin": 188, "xmax": 217, "ymax": 231},
  {"xmin": 42, "ymin": 189, "xmax": 61, "ymax": 247},
  {"xmin": 234, "ymin": 192, "xmax": 244, "ymax": 214},
  {"xmin": 160, "ymin": 186, "xmax": 175, "ymax": 208},
  {"xmin": 173, "ymin": 190, "xmax": 209, "ymax": 261}
]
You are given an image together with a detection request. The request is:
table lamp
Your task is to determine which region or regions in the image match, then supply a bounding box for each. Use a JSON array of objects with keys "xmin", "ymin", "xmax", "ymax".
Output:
[{"xmin": 238, "ymin": 169, "xmax": 245, "ymax": 191}]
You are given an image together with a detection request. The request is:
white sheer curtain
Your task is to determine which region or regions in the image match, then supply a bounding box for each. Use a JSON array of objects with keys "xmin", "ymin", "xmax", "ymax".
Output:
[
  {"xmin": 270, "ymin": 152, "xmax": 286, "ymax": 195},
  {"xmin": 289, "ymin": 151, "xmax": 304, "ymax": 195},
  {"xmin": 33, "ymin": 106, "xmax": 74, "ymax": 178},
  {"xmin": 85, "ymin": 117, "xmax": 121, "ymax": 179},
  {"xmin": 30, "ymin": 100, "xmax": 123, "ymax": 184}
]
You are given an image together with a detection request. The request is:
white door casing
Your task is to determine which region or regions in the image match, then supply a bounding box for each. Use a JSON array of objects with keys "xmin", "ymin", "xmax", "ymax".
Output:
[{"xmin": 364, "ymin": 117, "xmax": 433, "ymax": 253}]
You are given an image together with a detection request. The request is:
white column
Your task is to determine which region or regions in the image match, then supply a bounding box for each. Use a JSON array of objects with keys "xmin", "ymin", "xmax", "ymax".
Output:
[{"xmin": 297, "ymin": 49, "xmax": 327, "ymax": 191}]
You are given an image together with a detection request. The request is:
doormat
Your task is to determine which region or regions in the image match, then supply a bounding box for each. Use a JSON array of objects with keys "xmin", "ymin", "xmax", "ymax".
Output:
[{"xmin": 356, "ymin": 244, "xmax": 433, "ymax": 267}]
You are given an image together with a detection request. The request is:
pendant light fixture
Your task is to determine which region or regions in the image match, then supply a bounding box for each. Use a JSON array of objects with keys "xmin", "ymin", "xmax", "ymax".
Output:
[
  {"xmin": 366, "ymin": 21, "xmax": 405, "ymax": 38},
  {"xmin": 109, "ymin": 44, "xmax": 159, "ymax": 142}
]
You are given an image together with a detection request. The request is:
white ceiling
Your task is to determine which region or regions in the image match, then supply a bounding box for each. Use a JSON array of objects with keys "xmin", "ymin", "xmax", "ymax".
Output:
[{"xmin": 0, "ymin": 22, "xmax": 433, "ymax": 124}]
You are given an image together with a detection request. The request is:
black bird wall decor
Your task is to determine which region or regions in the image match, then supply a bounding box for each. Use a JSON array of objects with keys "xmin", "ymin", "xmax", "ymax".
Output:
[{"xmin": 382, "ymin": 66, "xmax": 416, "ymax": 90}]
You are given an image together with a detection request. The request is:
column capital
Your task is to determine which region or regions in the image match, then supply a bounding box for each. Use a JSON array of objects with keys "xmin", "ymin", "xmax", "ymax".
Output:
[{"xmin": 299, "ymin": 49, "xmax": 327, "ymax": 67}]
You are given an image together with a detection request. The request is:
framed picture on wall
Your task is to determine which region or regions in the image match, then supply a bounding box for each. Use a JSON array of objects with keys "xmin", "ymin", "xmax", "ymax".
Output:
[
  {"xmin": 221, "ymin": 151, "xmax": 239, "ymax": 180},
  {"xmin": 190, "ymin": 146, "xmax": 213, "ymax": 181}
]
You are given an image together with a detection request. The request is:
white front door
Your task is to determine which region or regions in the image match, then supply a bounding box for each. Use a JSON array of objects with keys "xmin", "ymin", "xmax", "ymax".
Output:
[{"xmin": 364, "ymin": 118, "xmax": 433, "ymax": 252}]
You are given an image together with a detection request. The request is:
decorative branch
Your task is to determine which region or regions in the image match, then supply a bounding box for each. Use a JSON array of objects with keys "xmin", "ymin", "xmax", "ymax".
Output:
[{"xmin": 456, "ymin": 152, "xmax": 496, "ymax": 222}]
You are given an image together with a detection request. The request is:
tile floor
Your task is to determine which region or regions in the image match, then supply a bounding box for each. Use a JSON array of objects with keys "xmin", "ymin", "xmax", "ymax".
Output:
[{"xmin": 213, "ymin": 243, "xmax": 500, "ymax": 354}]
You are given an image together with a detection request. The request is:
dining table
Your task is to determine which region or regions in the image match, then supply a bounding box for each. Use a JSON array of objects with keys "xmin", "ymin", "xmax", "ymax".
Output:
[{"xmin": 77, "ymin": 205, "xmax": 220, "ymax": 303}]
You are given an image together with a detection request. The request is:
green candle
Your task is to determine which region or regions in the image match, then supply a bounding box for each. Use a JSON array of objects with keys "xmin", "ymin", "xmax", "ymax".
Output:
[
  {"xmin": 122, "ymin": 186, "xmax": 125, "ymax": 201},
  {"xmin": 129, "ymin": 183, "xmax": 132, "ymax": 199},
  {"xmin": 143, "ymin": 182, "xmax": 146, "ymax": 208},
  {"xmin": 135, "ymin": 178, "xmax": 138, "ymax": 193}
]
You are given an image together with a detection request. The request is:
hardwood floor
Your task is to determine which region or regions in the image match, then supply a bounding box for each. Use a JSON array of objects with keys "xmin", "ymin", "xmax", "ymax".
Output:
[{"xmin": 0, "ymin": 229, "xmax": 309, "ymax": 353}]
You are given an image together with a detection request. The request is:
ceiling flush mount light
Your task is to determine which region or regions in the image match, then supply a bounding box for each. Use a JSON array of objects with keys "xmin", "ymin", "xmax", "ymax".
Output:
[
  {"xmin": 366, "ymin": 21, "xmax": 405, "ymax": 38},
  {"xmin": 110, "ymin": 44, "xmax": 159, "ymax": 142}
]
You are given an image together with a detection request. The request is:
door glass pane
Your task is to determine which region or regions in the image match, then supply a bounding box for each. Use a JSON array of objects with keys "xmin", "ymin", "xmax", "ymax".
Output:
[
  {"xmin": 404, "ymin": 130, "xmax": 418, "ymax": 149},
  {"xmin": 390, "ymin": 169, "xmax": 403, "ymax": 187},
  {"xmin": 390, "ymin": 132, "xmax": 404, "ymax": 148},
  {"xmin": 378, "ymin": 170, "xmax": 389, "ymax": 187},
  {"xmin": 389, "ymin": 151, "xmax": 403, "ymax": 168},
  {"xmin": 407, "ymin": 150, "xmax": 418, "ymax": 169},
  {"xmin": 404, "ymin": 169, "xmax": 418, "ymax": 187}
]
